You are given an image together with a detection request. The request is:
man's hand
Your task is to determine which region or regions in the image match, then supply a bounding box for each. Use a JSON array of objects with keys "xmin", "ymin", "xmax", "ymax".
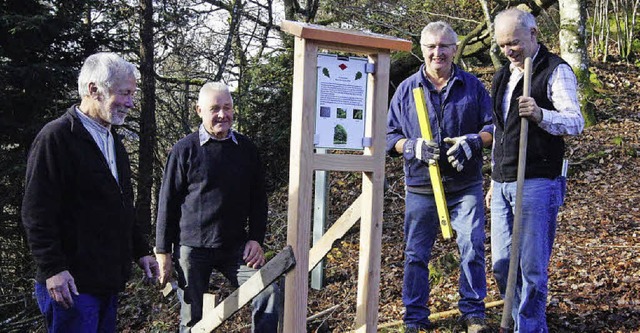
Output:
[
  {"xmin": 443, "ymin": 134, "xmax": 483, "ymax": 172},
  {"xmin": 485, "ymin": 181, "xmax": 493, "ymax": 208},
  {"xmin": 138, "ymin": 255, "xmax": 160, "ymax": 285},
  {"xmin": 154, "ymin": 253, "xmax": 172, "ymax": 287},
  {"xmin": 46, "ymin": 270, "xmax": 78, "ymax": 309},
  {"xmin": 403, "ymin": 138, "xmax": 440, "ymax": 165},
  {"xmin": 518, "ymin": 96, "xmax": 543, "ymax": 123},
  {"xmin": 243, "ymin": 240, "xmax": 266, "ymax": 269}
]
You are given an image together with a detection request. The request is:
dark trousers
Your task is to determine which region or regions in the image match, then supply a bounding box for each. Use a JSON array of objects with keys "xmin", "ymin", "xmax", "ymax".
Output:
[{"xmin": 175, "ymin": 245, "xmax": 281, "ymax": 333}]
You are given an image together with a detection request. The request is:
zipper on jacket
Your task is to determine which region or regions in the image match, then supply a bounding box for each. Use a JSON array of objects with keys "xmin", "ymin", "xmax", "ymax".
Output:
[{"xmin": 500, "ymin": 131, "xmax": 505, "ymax": 181}]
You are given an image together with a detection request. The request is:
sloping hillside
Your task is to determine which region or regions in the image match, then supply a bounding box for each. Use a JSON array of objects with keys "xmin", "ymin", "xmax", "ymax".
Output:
[{"xmin": 113, "ymin": 60, "xmax": 639, "ymax": 333}]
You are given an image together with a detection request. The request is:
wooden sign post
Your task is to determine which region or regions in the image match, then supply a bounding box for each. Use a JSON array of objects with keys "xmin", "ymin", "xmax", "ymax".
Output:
[{"xmin": 280, "ymin": 20, "xmax": 411, "ymax": 333}]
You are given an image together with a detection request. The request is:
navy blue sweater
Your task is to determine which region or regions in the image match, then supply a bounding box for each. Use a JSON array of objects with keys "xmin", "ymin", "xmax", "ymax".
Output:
[{"xmin": 155, "ymin": 131, "xmax": 267, "ymax": 253}]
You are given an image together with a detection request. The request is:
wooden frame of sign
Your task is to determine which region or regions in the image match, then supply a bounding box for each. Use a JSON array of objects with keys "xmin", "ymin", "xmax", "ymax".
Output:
[{"xmin": 280, "ymin": 20, "xmax": 412, "ymax": 333}]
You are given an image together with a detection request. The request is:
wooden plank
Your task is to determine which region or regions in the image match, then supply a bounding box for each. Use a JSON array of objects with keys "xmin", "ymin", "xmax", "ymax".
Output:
[
  {"xmin": 354, "ymin": 52, "xmax": 389, "ymax": 333},
  {"xmin": 161, "ymin": 280, "xmax": 177, "ymax": 297},
  {"xmin": 283, "ymin": 36, "xmax": 317, "ymax": 333},
  {"xmin": 281, "ymin": 20, "xmax": 412, "ymax": 52},
  {"xmin": 313, "ymin": 154, "xmax": 377, "ymax": 172},
  {"xmin": 315, "ymin": 41, "xmax": 390, "ymax": 57},
  {"xmin": 203, "ymin": 293, "xmax": 218, "ymax": 313},
  {"xmin": 374, "ymin": 300, "xmax": 506, "ymax": 330},
  {"xmin": 191, "ymin": 246, "xmax": 296, "ymax": 332},
  {"xmin": 308, "ymin": 195, "xmax": 363, "ymax": 271}
]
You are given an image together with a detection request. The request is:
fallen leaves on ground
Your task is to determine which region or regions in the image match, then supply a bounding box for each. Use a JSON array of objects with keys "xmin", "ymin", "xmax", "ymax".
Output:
[{"xmin": 118, "ymin": 60, "xmax": 640, "ymax": 333}]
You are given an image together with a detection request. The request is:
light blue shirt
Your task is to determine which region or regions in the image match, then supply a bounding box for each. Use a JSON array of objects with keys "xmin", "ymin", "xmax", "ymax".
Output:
[
  {"xmin": 76, "ymin": 107, "xmax": 119, "ymax": 183},
  {"xmin": 198, "ymin": 124, "xmax": 238, "ymax": 146}
]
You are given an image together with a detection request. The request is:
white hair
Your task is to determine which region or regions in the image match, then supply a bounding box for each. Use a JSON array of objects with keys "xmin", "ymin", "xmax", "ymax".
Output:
[
  {"xmin": 420, "ymin": 21, "xmax": 458, "ymax": 45},
  {"xmin": 197, "ymin": 82, "xmax": 233, "ymax": 107},
  {"xmin": 77, "ymin": 52, "xmax": 139, "ymax": 98},
  {"xmin": 495, "ymin": 7, "xmax": 538, "ymax": 31}
]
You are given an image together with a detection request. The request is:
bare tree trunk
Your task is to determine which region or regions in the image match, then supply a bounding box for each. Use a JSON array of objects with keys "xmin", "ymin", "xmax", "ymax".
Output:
[
  {"xmin": 627, "ymin": 0, "xmax": 639, "ymax": 60},
  {"xmin": 136, "ymin": 0, "xmax": 157, "ymax": 234},
  {"xmin": 233, "ymin": 22, "xmax": 247, "ymax": 133},
  {"xmin": 612, "ymin": 0, "xmax": 624, "ymax": 57},
  {"xmin": 610, "ymin": 0, "xmax": 639, "ymax": 60},
  {"xmin": 589, "ymin": 0, "xmax": 598, "ymax": 60},
  {"xmin": 559, "ymin": 0, "xmax": 596, "ymax": 126},
  {"xmin": 479, "ymin": 0, "xmax": 502, "ymax": 69},
  {"xmin": 215, "ymin": 0, "xmax": 243, "ymax": 82},
  {"xmin": 600, "ymin": 0, "xmax": 611, "ymax": 62},
  {"xmin": 282, "ymin": 0, "xmax": 320, "ymax": 23}
]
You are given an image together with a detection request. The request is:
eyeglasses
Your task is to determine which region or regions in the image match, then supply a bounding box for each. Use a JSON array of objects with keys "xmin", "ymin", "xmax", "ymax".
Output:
[{"xmin": 421, "ymin": 43, "xmax": 456, "ymax": 51}]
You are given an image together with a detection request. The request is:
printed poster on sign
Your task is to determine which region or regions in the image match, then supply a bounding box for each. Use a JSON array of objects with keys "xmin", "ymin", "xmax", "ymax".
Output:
[{"xmin": 315, "ymin": 54, "xmax": 368, "ymax": 150}]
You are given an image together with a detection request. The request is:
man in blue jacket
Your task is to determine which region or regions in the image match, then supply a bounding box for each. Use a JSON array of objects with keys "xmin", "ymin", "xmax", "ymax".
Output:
[
  {"xmin": 22, "ymin": 52, "xmax": 159, "ymax": 333},
  {"xmin": 155, "ymin": 82, "xmax": 281, "ymax": 332},
  {"xmin": 386, "ymin": 21, "xmax": 493, "ymax": 333}
]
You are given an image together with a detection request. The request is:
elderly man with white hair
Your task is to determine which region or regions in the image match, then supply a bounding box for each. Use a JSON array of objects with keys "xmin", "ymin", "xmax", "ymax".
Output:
[
  {"xmin": 487, "ymin": 8, "xmax": 584, "ymax": 332},
  {"xmin": 155, "ymin": 82, "xmax": 281, "ymax": 332},
  {"xmin": 22, "ymin": 52, "xmax": 159, "ymax": 333}
]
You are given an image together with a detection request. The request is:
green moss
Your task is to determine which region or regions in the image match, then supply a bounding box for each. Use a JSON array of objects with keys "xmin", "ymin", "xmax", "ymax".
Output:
[
  {"xmin": 574, "ymin": 66, "xmax": 597, "ymax": 127},
  {"xmin": 585, "ymin": 150, "xmax": 607, "ymax": 160},
  {"xmin": 589, "ymin": 68, "xmax": 603, "ymax": 89},
  {"xmin": 611, "ymin": 136, "xmax": 624, "ymax": 146}
]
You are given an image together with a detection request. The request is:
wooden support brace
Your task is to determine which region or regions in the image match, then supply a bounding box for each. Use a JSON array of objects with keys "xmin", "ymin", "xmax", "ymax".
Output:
[
  {"xmin": 162, "ymin": 281, "xmax": 224, "ymax": 312},
  {"xmin": 191, "ymin": 246, "xmax": 296, "ymax": 332},
  {"xmin": 309, "ymin": 194, "xmax": 363, "ymax": 271},
  {"xmin": 161, "ymin": 280, "xmax": 177, "ymax": 297}
]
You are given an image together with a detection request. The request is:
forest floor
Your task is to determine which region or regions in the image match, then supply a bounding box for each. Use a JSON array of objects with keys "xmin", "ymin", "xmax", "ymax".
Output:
[{"xmin": 113, "ymin": 60, "xmax": 638, "ymax": 332}]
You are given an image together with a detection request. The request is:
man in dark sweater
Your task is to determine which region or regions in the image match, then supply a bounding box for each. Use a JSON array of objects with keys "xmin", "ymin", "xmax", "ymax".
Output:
[
  {"xmin": 155, "ymin": 82, "xmax": 280, "ymax": 332},
  {"xmin": 487, "ymin": 8, "xmax": 585, "ymax": 332},
  {"xmin": 21, "ymin": 52, "xmax": 159, "ymax": 333}
]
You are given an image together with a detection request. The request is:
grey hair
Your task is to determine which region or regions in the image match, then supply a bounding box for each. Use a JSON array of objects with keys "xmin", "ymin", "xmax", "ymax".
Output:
[
  {"xmin": 197, "ymin": 82, "xmax": 233, "ymax": 107},
  {"xmin": 420, "ymin": 21, "xmax": 458, "ymax": 45},
  {"xmin": 77, "ymin": 52, "xmax": 139, "ymax": 98},
  {"xmin": 495, "ymin": 7, "xmax": 538, "ymax": 31}
]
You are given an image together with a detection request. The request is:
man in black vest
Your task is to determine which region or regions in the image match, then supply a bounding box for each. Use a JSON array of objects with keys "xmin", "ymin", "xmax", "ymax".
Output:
[{"xmin": 487, "ymin": 8, "xmax": 585, "ymax": 332}]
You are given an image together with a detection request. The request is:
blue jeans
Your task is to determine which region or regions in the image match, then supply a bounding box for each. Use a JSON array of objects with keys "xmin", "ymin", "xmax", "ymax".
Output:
[
  {"xmin": 403, "ymin": 186, "xmax": 487, "ymax": 328},
  {"xmin": 35, "ymin": 282, "xmax": 117, "ymax": 333},
  {"xmin": 174, "ymin": 245, "xmax": 282, "ymax": 333},
  {"xmin": 491, "ymin": 177, "xmax": 564, "ymax": 333}
]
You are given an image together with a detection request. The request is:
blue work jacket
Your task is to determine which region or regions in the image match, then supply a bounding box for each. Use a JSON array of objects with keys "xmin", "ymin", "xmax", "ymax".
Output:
[{"xmin": 386, "ymin": 64, "xmax": 493, "ymax": 193}]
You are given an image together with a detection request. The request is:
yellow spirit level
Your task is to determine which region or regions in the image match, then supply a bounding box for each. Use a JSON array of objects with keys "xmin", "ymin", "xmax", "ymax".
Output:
[{"xmin": 412, "ymin": 87, "xmax": 453, "ymax": 240}]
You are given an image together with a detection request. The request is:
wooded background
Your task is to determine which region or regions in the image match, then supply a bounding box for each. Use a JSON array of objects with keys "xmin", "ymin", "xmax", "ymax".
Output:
[{"xmin": 1, "ymin": 0, "xmax": 638, "ymax": 331}]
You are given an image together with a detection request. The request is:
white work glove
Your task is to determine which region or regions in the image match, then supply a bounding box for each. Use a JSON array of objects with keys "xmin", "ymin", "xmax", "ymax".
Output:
[
  {"xmin": 403, "ymin": 138, "xmax": 440, "ymax": 165},
  {"xmin": 443, "ymin": 134, "xmax": 482, "ymax": 172}
]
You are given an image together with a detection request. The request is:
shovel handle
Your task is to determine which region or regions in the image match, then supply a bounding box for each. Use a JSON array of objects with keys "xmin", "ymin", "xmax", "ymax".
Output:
[{"xmin": 499, "ymin": 57, "xmax": 532, "ymax": 331}]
